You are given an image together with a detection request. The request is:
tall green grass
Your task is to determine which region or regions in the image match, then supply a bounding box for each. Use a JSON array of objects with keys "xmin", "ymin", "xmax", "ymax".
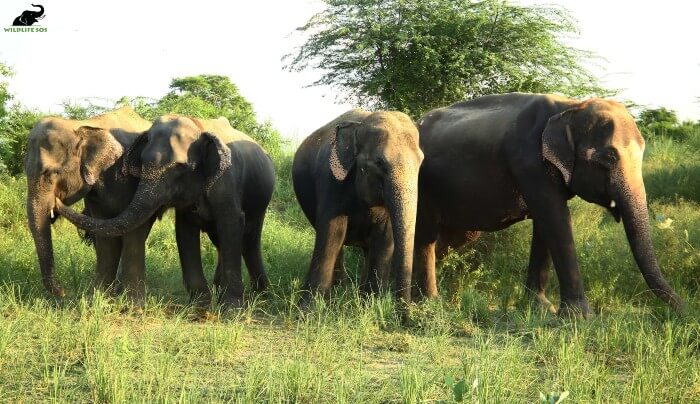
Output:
[{"xmin": 0, "ymin": 135, "xmax": 698, "ymax": 402}]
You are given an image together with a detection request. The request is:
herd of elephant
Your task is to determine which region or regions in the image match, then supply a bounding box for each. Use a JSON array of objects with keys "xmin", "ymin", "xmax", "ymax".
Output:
[{"xmin": 24, "ymin": 93, "xmax": 683, "ymax": 317}]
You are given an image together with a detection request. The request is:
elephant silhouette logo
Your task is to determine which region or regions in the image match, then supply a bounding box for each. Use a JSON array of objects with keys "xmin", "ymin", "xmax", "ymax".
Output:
[{"xmin": 12, "ymin": 4, "xmax": 45, "ymax": 26}]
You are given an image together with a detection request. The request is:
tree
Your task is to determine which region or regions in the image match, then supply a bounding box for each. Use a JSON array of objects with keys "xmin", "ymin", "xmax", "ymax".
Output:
[
  {"xmin": 0, "ymin": 62, "xmax": 13, "ymax": 120},
  {"xmin": 0, "ymin": 104, "xmax": 43, "ymax": 175},
  {"xmin": 286, "ymin": 0, "xmax": 610, "ymax": 118},
  {"xmin": 127, "ymin": 75, "xmax": 284, "ymax": 156},
  {"xmin": 636, "ymin": 107, "xmax": 699, "ymax": 142}
]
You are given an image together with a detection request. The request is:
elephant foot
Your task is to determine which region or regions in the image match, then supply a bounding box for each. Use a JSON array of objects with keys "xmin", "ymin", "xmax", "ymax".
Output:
[
  {"xmin": 558, "ymin": 298, "xmax": 591, "ymax": 319},
  {"xmin": 299, "ymin": 288, "xmax": 326, "ymax": 312},
  {"xmin": 189, "ymin": 289, "xmax": 212, "ymax": 309},
  {"xmin": 219, "ymin": 292, "xmax": 244, "ymax": 310},
  {"xmin": 360, "ymin": 281, "xmax": 382, "ymax": 296},
  {"xmin": 43, "ymin": 279, "xmax": 65, "ymax": 298},
  {"xmin": 128, "ymin": 294, "xmax": 146, "ymax": 311},
  {"xmin": 250, "ymin": 277, "xmax": 269, "ymax": 293},
  {"xmin": 529, "ymin": 292, "xmax": 557, "ymax": 314}
]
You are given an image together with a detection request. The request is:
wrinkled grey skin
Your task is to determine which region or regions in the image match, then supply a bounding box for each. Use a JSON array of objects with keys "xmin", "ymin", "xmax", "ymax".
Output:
[
  {"xmin": 56, "ymin": 116, "xmax": 276, "ymax": 307},
  {"xmin": 13, "ymin": 4, "xmax": 44, "ymax": 26},
  {"xmin": 293, "ymin": 110, "xmax": 423, "ymax": 304},
  {"xmin": 415, "ymin": 93, "xmax": 683, "ymax": 316},
  {"xmin": 24, "ymin": 107, "xmax": 153, "ymax": 302}
]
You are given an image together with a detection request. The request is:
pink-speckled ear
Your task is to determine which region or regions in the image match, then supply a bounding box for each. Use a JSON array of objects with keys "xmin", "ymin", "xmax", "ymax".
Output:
[{"xmin": 329, "ymin": 121, "xmax": 359, "ymax": 181}]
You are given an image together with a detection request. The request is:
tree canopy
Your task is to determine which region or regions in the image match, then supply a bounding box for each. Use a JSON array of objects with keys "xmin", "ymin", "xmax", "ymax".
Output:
[
  {"xmin": 286, "ymin": 0, "xmax": 610, "ymax": 117},
  {"xmin": 0, "ymin": 62, "xmax": 12, "ymax": 119},
  {"xmin": 636, "ymin": 107, "xmax": 700, "ymax": 142},
  {"xmin": 0, "ymin": 73, "xmax": 284, "ymax": 175},
  {"xmin": 132, "ymin": 75, "xmax": 283, "ymax": 155}
]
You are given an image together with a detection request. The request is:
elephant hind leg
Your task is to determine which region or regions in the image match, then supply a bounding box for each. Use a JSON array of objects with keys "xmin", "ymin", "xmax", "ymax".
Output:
[
  {"xmin": 242, "ymin": 213, "xmax": 269, "ymax": 293},
  {"xmin": 93, "ymin": 235, "xmax": 123, "ymax": 295}
]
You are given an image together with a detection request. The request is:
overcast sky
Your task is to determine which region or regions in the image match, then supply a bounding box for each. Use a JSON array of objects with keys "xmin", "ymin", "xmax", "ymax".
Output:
[{"xmin": 1, "ymin": 0, "xmax": 698, "ymax": 139}]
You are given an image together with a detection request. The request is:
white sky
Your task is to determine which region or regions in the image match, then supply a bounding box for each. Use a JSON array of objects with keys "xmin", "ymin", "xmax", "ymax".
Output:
[{"xmin": 0, "ymin": 0, "xmax": 698, "ymax": 139}]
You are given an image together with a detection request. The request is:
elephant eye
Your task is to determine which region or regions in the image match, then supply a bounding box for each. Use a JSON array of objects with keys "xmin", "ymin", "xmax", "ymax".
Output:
[{"xmin": 374, "ymin": 158, "xmax": 387, "ymax": 171}]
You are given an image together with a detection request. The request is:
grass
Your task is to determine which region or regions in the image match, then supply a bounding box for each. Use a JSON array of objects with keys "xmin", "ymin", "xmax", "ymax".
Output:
[{"xmin": 0, "ymin": 134, "xmax": 699, "ymax": 402}]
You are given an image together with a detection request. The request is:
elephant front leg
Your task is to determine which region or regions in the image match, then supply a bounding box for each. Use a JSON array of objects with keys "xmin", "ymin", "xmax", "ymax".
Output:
[
  {"xmin": 175, "ymin": 210, "xmax": 210, "ymax": 306},
  {"xmin": 215, "ymin": 209, "xmax": 245, "ymax": 309},
  {"xmin": 524, "ymin": 222, "xmax": 556, "ymax": 314},
  {"xmin": 300, "ymin": 214, "xmax": 348, "ymax": 307},
  {"xmin": 361, "ymin": 222, "xmax": 394, "ymax": 295},
  {"xmin": 118, "ymin": 221, "xmax": 154, "ymax": 309},
  {"xmin": 93, "ymin": 235, "xmax": 122, "ymax": 296},
  {"xmin": 530, "ymin": 203, "xmax": 590, "ymax": 317}
]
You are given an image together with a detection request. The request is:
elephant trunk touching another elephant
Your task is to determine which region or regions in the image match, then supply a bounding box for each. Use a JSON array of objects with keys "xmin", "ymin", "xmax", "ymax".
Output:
[
  {"xmin": 55, "ymin": 179, "xmax": 165, "ymax": 238},
  {"xmin": 24, "ymin": 107, "xmax": 152, "ymax": 298},
  {"xmin": 56, "ymin": 115, "xmax": 276, "ymax": 307}
]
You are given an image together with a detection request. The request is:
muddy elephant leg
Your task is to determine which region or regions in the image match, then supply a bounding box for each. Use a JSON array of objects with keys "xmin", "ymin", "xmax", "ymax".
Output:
[
  {"xmin": 524, "ymin": 222, "xmax": 556, "ymax": 313},
  {"xmin": 413, "ymin": 213, "xmax": 439, "ymax": 300},
  {"xmin": 332, "ymin": 248, "xmax": 348, "ymax": 286},
  {"xmin": 242, "ymin": 213, "xmax": 269, "ymax": 293},
  {"xmin": 175, "ymin": 210, "xmax": 210, "ymax": 305},
  {"xmin": 301, "ymin": 213, "xmax": 348, "ymax": 306},
  {"xmin": 118, "ymin": 220, "xmax": 154, "ymax": 308},
  {"xmin": 361, "ymin": 220, "xmax": 394, "ymax": 295},
  {"xmin": 93, "ymin": 235, "xmax": 122, "ymax": 295},
  {"xmin": 215, "ymin": 206, "xmax": 245, "ymax": 308}
]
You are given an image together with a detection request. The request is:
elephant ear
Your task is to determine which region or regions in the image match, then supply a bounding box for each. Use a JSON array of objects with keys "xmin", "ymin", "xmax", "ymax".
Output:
[
  {"xmin": 542, "ymin": 110, "xmax": 576, "ymax": 186},
  {"xmin": 198, "ymin": 132, "xmax": 232, "ymax": 191},
  {"xmin": 122, "ymin": 133, "xmax": 148, "ymax": 177},
  {"xmin": 75, "ymin": 126, "xmax": 124, "ymax": 186},
  {"xmin": 329, "ymin": 121, "xmax": 360, "ymax": 182}
]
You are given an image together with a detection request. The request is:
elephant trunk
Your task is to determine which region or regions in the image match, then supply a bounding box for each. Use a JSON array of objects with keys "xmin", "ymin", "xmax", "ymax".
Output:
[
  {"xmin": 26, "ymin": 183, "xmax": 64, "ymax": 297},
  {"xmin": 617, "ymin": 172, "xmax": 683, "ymax": 312},
  {"xmin": 386, "ymin": 166, "xmax": 419, "ymax": 302},
  {"xmin": 56, "ymin": 180, "xmax": 163, "ymax": 237},
  {"xmin": 31, "ymin": 4, "xmax": 44, "ymax": 17}
]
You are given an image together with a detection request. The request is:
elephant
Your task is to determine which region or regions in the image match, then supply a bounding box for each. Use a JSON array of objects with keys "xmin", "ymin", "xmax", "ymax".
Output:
[
  {"xmin": 292, "ymin": 109, "xmax": 423, "ymax": 304},
  {"xmin": 24, "ymin": 106, "xmax": 154, "ymax": 301},
  {"xmin": 413, "ymin": 93, "xmax": 683, "ymax": 316},
  {"xmin": 55, "ymin": 115, "xmax": 276, "ymax": 308},
  {"xmin": 13, "ymin": 4, "xmax": 44, "ymax": 26}
]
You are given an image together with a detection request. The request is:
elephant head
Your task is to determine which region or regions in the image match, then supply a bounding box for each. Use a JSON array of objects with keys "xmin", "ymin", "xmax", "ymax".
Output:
[
  {"xmin": 25, "ymin": 123, "xmax": 125, "ymax": 296},
  {"xmin": 55, "ymin": 116, "xmax": 232, "ymax": 237},
  {"xmin": 330, "ymin": 111, "xmax": 423, "ymax": 298},
  {"xmin": 14, "ymin": 4, "xmax": 45, "ymax": 26},
  {"xmin": 542, "ymin": 99, "xmax": 682, "ymax": 311}
]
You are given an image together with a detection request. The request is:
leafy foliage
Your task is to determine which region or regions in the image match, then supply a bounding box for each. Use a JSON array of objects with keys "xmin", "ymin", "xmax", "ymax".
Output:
[
  {"xmin": 131, "ymin": 75, "xmax": 285, "ymax": 155},
  {"xmin": 0, "ymin": 62, "xmax": 13, "ymax": 119},
  {"xmin": 0, "ymin": 105, "xmax": 43, "ymax": 176},
  {"xmin": 637, "ymin": 107, "xmax": 700, "ymax": 142},
  {"xmin": 286, "ymin": 0, "xmax": 610, "ymax": 117}
]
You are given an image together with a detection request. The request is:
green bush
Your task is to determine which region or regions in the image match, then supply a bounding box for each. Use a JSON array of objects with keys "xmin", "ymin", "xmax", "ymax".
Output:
[{"xmin": 0, "ymin": 105, "xmax": 43, "ymax": 176}]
